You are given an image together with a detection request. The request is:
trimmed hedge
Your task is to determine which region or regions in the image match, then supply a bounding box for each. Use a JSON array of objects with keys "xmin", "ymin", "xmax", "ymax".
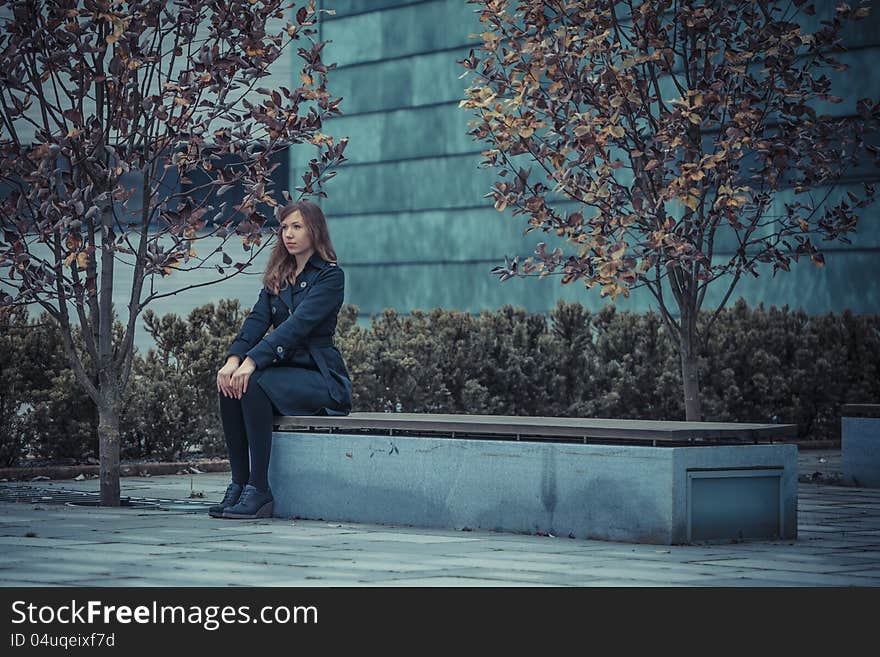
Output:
[
  {"xmin": 1, "ymin": 298, "xmax": 877, "ymax": 464},
  {"xmin": 1, "ymin": 306, "xmax": 99, "ymax": 465},
  {"xmin": 337, "ymin": 299, "xmax": 880, "ymax": 440},
  {"xmin": 121, "ymin": 300, "xmax": 245, "ymax": 461}
]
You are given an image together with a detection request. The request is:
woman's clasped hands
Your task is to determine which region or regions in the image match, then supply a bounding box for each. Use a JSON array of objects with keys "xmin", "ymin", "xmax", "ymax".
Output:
[{"xmin": 217, "ymin": 356, "xmax": 257, "ymax": 399}]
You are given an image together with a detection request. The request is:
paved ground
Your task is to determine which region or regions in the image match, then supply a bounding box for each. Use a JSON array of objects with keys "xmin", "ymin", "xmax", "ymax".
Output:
[{"xmin": 0, "ymin": 449, "xmax": 878, "ymax": 587}]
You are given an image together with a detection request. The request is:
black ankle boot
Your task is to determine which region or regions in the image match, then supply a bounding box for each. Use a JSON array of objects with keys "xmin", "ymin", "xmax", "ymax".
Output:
[
  {"xmin": 208, "ymin": 482, "xmax": 245, "ymax": 518},
  {"xmin": 221, "ymin": 484, "xmax": 274, "ymax": 519}
]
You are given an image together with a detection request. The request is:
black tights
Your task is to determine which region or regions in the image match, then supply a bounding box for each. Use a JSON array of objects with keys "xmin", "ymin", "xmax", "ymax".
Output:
[{"xmin": 217, "ymin": 380, "xmax": 275, "ymax": 492}]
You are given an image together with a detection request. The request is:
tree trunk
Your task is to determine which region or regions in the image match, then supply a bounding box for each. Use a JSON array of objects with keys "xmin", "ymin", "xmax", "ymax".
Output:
[
  {"xmin": 679, "ymin": 317, "xmax": 703, "ymax": 422},
  {"xmin": 98, "ymin": 400, "xmax": 121, "ymax": 506}
]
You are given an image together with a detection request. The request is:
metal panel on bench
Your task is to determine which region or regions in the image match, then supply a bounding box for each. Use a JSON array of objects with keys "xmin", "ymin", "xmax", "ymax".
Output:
[{"xmin": 687, "ymin": 470, "xmax": 784, "ymax": 541}]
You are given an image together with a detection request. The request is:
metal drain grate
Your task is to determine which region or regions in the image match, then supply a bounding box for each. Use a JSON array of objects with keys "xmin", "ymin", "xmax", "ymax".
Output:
[{"xmin": 0, "ymin": 485, "xmax": 214, "ymax": 512}]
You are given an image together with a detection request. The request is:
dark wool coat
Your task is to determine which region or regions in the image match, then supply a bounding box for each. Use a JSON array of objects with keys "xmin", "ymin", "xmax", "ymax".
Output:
[{"xmin": 227, "ymin": 251, "xmax": 352, "ymax": 416}]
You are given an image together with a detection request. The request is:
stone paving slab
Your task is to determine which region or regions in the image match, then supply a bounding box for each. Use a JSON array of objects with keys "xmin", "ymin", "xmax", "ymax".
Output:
[
  {"xmin": 0, "ymin": 448, "xmax": 879, "ymax": 586},
  {"xmin": 689, "ymin": 577, "xmax": 831, "ymax": 587},
  {"xmin": 358, "ymin": 576, "xmax": 558, "ymax": 587}
]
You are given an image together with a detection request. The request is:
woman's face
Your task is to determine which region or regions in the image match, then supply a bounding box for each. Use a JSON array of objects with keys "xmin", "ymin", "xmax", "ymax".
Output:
[{"xmin": 280, "ymin": 210, "xmax": 313, "ymax": 260}]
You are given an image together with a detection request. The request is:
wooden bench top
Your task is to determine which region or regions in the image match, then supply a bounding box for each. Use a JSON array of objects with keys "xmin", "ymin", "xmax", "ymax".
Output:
[
  {"xmin": 842, "ymin": 404, "xmax": 880, "ymax": 418},
  {"xmin": 275, "ymin": 412, "xmax": 797, "ymax": 445}
]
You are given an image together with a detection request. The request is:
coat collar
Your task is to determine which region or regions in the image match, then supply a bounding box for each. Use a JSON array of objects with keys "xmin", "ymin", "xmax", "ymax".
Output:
[
  {"xmin": 304, "ymin": 250, "xmax": 330, "ymax": 271},
  {"xmin": 278, "ymin": 252, "xmax": 331, "ymax": 311}
]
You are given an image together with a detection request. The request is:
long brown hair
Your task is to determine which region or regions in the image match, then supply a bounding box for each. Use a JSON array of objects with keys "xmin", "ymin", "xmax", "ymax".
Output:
[{"xmin": 263, "ymin": 200, "xmax": 338, "ymax": 295}]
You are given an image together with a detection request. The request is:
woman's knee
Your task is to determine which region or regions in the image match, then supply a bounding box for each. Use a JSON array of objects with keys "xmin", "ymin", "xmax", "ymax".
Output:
[{"xmin": 241, "ymin": 380, "xmax": 270, "ymax": 406}]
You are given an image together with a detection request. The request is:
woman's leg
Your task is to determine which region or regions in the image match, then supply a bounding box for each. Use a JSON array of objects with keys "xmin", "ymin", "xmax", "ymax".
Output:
[
  {"xmin": 238, "ymin": 381, "xmax": 275, "ymax": 493},
  {"xmin": 219, "ymin": 381, "xmax": 276, "ymax": 519},
  {"xmin": 217, "ymin": 391, "xmax": 250, "ymax": 486}
]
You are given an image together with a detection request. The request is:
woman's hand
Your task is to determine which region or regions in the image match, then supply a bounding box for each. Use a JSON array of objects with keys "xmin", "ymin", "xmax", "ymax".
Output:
[
  {"xmin": 217, "ymin": 356, "xmax": 241, "ymax": 398},
  {"xmin": 230, "ymin": 357, "xmax": 257, "ymax": 399}
]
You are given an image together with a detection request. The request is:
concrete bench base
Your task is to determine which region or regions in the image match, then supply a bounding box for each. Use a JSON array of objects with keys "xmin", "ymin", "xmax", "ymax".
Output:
[
  {"xmin": 268, "ymin": 432, "xmax": 797, "ymax": 545},
  {"xmin": 842, "ymin": 413, "xmax": 880, "ymax": 488}
]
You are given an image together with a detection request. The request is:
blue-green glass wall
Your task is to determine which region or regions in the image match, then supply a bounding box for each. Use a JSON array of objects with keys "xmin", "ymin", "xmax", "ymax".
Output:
[{"xmin": 297, "ymin": 0, "xmax": 880, "ymax": 320}]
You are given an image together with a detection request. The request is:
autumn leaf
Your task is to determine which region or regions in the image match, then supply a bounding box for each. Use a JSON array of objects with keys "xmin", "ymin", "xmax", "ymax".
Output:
[
  {"xmin": 308, "ymin": 132, "xmax": 333, "ymax": 146},
  {"xmin": 65, "ymin": 234, "xmax": 82, "ymax": 250},
  {"xmin": 62, "ymin": 109, "xmax": 82, "ymax": 125},
  {"xmin": 608, "ymin": 242, "xmax": 627, "ymax": 258}
]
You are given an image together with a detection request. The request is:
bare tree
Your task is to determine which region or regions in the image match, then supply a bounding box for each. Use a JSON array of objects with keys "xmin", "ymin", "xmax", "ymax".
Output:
[
  {"xmin": 0, "ymin": 0, "xmax": 347, "ymax": 503},
  {"xmin": 459, "ymin": 0, "xmax": 879, "ymax": 420}
]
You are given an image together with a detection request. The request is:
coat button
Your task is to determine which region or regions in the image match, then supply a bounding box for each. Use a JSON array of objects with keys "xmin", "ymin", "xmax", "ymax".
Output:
[
  {"xmin": 276, "ymin": 346, "xmax": 283, "ymax": 354},
  {"xmin": 300, "ymin": 281, "xmax": 307, "ymax": 288},
  {"xmin": 271, "ymin": 306, "xmax": 276, "ymax": 314}
]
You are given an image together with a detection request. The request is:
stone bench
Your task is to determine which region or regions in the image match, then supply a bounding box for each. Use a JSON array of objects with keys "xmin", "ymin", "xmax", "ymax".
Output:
[
  {"xmin": 266, "ymin": 413, "xmax": 798, "ymax": 545},
  {"xmin": 842, "ymin": 404, "xmax": 880, "ymax": 488}
]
